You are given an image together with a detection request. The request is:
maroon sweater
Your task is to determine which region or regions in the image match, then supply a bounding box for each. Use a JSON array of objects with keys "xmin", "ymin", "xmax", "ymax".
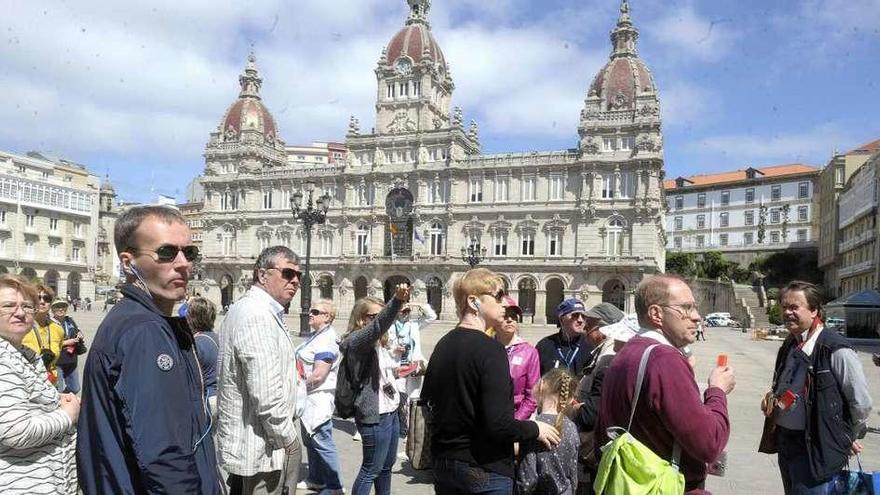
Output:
[{"xmin": 597, "ymin": 336, "xmax": 729, "ymax": 494}]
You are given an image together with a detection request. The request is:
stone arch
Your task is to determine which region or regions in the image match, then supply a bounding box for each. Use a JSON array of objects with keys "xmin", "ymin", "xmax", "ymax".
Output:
[
  {"xmin": 354, "ymin": 275, "xmax": 369, "ymax": 300},
  {"xmin": 517, "ymin": 276, "xmax": 538, "ymax": 317},
  {"xmin": 219, "ymin": 274, "xmax": 234, "ymax": 310},
  {"xmin": 44, "ymin": 270, "xmax": 60, "ymax": 295},
  {"xmin": 67, "ymin": 271, "xmax": 82, "ymax": 300},
  {"xmin": 384, "ymin": 188, "xmax": 415, "ymax": 257},
  {"xmin": 545, "ymin": 277, "xmax": 566, "ymax": 325},
  {"xmin": 383, "ymin": 274, "xmax": 412, "ymax": 302},
  {"xmin": 19, "ymin": 267, "xmax": 38, "ymax": 282},
  {"xmin": 602, "ymin": 279, "xmax": 626, "ymax": 311},
  {"xmin": 317, "ymin": 273, "xmax": 334, "ymax": 300},
  {"xmin": 426, "ymin": 276, "xmax": 443, "ymax": 315}
]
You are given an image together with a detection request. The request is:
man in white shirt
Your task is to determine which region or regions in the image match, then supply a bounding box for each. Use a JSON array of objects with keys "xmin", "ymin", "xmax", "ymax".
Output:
[{"xmin": 216, "ymin": 246, "xmax": 304, "ymax": 495}]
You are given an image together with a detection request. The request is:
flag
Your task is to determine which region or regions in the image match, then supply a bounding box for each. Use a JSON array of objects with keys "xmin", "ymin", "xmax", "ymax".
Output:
[
  {"xmin": 389, "ymin": 223, "xmax": 399, "ymax": 235},
  {"xmin": 414, "ymin": 228, "xmax": 425, "ymax": 245}
]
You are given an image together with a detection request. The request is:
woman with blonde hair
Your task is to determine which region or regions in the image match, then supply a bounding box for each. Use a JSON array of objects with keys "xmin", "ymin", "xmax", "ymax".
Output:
[
  {"xmin": 21, "ymin": 284, "xmax": 65, "ymax": 390},
  {"xmin": 339, "ymin": 284, "xmax": 410, "ymax": 495},
  {"xmin": 0, "ymin": 274, "xmax": 79, "ymax": 494}
]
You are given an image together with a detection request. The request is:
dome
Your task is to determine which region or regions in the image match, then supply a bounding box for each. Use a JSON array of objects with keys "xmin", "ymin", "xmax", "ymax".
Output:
[
  {"xmin": 386, "ymin": 23, "xmax": 446, "ymax": 69},
  {"xmin": 218, "ymin": 53, "xmax": 279, "ymax": 143},
  {"xmin": 588, "ymin": 57, "xmax": 656, "ymax": 110}
]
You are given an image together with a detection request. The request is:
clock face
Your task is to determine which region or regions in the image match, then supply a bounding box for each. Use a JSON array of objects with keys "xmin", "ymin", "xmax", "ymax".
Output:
[{"xmin": 396, "ymin": 58, "xmax": 412, "ymax": 75}]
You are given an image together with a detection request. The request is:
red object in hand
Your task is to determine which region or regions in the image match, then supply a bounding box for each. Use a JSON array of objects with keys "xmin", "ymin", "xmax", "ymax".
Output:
[
  {"xmin": 716, "ymin": 354, "xmax": 728, "ymax": 367},
  {"xmin": 398, "ymin": 363, "xmax": 418, "ymax": 378},
  {"xmin": 778, "ymin": 390, "xmax": 797, "ymax": 410}
]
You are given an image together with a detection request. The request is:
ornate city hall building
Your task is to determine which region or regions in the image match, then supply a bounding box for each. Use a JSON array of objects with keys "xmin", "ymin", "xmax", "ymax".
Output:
[{"xmin": 197, "ymin": 0, "xmax": 666, "ymax": 323}]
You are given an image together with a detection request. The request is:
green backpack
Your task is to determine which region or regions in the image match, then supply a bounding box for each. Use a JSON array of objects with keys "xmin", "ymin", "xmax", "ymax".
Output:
[{"xmin": 593, "ymin": 344, "xmax": 686, "ymax": 495}]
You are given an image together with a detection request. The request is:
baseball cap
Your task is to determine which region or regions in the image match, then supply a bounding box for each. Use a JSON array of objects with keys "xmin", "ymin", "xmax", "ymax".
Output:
[
  {"xmin": 583, "ymin": 303, "xmax": 625, "ymax": 326},
  {"xmin": 502, "ymin": 295, "xmax": 522, "ymax": 315},
  {"xmin": 599, "ymin": 313, "xmax": 640, "ymax": 343},
  {"xmin": 556, "ymin": 298, "xmax": 587, "ymax": 318}
]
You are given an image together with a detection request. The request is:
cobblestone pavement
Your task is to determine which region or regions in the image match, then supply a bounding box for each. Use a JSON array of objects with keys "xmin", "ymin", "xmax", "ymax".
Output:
[{"xmin": 69, "ymin": 309, "xmax": 880, "ymax": 494}]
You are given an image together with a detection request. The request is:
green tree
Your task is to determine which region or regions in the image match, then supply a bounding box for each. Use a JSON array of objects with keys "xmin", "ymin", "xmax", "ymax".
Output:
[
  {"xmin": 666, "ymin": 252, "xmax": 699, "ymax": 278},
  {"xmin": 767, "ymin": 303, "xmax": 783, "ymax": 325},
  {"xmin": 701, "ymin": 251, "xmax": 730, "ymax": 279}
]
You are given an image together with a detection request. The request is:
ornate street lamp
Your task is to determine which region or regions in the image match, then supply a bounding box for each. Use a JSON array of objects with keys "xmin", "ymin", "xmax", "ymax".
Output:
[
  {"xmin": 461, "ymin": 244, "xmax": 487, "ymax": 268},
  {"xmin": 291, "ymin": 181, "xmax": 331, "ymax": 337}
]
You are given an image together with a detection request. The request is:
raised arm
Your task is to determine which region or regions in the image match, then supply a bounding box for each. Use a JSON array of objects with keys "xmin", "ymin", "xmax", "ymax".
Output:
[{"xmin": 343, "ymin": 288, "xmax": 408, "ymax": 354}]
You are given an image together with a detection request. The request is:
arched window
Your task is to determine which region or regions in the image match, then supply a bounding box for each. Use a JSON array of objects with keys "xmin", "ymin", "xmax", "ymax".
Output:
[
  {"xmin": 517, "ymin": 278, "xmax": 537, "ymax": 316},
  {"xmin": 222, "ymin": 226, "xmax": 236, "ymax": 256},
  {"xmin": 607, "ymin": 218, "xmax": 625, "ymax": 256},
  {"xmin": 318, "ymin": 275, "xmax": 333, "ymax": 299},
  {"xmin": 603, "ymin": 279, "xmax": 626, "ymax": 310},
  {"xmin": 429, "ymin": 222, "xmax": 445, "ymax": 255},
  {"xmin": 426, "ymin": 277, "xmax": 443, "ymax": 314},
  {"xmin": 356, "ymin": 224, "xmax": 370, "ymax": 256},
  {"xmin": 354, "ymin": 276, "xmax": 368, "ymax": 300}
]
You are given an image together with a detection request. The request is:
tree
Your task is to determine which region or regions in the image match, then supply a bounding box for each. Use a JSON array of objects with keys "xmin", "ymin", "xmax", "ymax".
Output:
[
  {"xmin": 767, "ymin": 303, "xmax": 783, "ymax": 325},
  {"xmin": 701, "ymin": 251, "xmax": 730, "ymax": 279},
  {"xmin": 666, "ymin": 252, "xmax": 699, "ymax": 278}
]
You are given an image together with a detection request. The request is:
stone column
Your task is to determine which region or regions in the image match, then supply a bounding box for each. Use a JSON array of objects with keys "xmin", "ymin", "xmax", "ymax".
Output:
[{"xmin": 534, "ymin": 289, "xmax": 547, "ymax": 324}]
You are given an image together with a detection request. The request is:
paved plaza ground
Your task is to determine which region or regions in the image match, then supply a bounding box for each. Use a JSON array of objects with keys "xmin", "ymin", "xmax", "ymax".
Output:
[{"xmin": 68, "ymin": 308, "xmax": 880, "ymax": 494}]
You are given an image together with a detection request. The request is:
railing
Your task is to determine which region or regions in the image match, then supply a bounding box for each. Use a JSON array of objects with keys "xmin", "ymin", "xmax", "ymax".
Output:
[
  {"xmin": 838, "ymin": 259, "xmax": 876, "ymax": 278},
  {"xmin": 838, "ymin": 230, "xmax": 876, "ymax": 253}
]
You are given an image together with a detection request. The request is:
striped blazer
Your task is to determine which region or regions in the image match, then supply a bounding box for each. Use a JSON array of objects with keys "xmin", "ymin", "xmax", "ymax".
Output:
[{"xmin": 0, "ymin": 338, "xmax": 76, "ymax": 494}]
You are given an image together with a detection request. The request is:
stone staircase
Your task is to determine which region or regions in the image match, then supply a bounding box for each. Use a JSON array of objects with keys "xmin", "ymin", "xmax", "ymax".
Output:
[{"xmin": 732, "ymin": 284, "xmax": 771, "ymax": 328}]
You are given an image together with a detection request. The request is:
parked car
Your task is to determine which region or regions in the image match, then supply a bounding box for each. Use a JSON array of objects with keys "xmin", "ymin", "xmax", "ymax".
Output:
[{"xmin": 705, "ymin": 315, "xmax": 733, "ymax": 327}]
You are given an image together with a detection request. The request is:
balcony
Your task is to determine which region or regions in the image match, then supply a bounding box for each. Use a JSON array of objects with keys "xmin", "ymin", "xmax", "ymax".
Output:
[
  {"xmin": 838, "ymin": 230, "xmax": 876, "ymax": 254},
  {"xmin": 838, "ymin": 259, "xmax": 875, "ymax": 278}
]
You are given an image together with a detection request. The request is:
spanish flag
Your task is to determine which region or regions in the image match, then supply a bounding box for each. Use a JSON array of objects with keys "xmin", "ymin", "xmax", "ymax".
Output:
[{"xmin": 389, "ymin": 224, "xmax": 399, "ymax": 235}]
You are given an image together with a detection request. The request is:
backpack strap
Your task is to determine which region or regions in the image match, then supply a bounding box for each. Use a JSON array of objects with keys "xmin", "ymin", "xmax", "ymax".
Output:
[{"xmin": 627, "ymin": 343, "xmax": 682, "ymax": 471}]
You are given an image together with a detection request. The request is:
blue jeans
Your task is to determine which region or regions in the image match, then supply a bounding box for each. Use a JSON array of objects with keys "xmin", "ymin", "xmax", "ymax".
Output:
[
  {"xmin": 303, "ymin": 419, "xmax": 343, "ymax": 491},
  {"xmin": 352, "ymin": 412, "xmax": 398, "ymax": 495},
  {"xmin": 777, "ymin": 427, "xmax": 835, "ymax": 494},
  {"xmin": 62, "ymin": 367, "xmax": 80, "ymax": 394},
  {"xmin": 433, "ymin": 457, "xmax": 513, "ymax": 495}
]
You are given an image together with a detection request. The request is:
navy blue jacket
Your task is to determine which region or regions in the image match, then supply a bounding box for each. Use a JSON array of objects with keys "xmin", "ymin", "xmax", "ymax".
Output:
[{"xmin": 76, "ymin": 285, "xmax": 220, "ymax": 494}]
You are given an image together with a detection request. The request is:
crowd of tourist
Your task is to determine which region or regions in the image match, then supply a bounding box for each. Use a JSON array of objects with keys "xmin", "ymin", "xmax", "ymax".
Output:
[{"xmin": 0, "ymin": 203, "xmax": 874, "ymax": 495}]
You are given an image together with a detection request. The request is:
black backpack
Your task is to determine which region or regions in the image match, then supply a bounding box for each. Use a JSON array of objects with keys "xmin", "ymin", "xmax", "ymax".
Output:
[{"xmin": 335, "ymin": 349, "xmax": 367, "ymax": 419}]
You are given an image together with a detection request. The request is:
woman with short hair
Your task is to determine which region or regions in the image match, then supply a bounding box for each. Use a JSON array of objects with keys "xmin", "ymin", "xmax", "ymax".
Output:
[{"xmin": 185, "ymin": 296, "xmax": 219, "ymax": 416}]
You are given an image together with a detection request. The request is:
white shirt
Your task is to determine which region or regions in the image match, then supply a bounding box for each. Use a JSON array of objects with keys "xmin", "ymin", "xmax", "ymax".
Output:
[
  {"xmin": 377, "ymin": 345, "xmax": 400, "ymax": 414},
  {"xmin": 295, "ymin": 324, "xmax": 340, "ymax": 434}
]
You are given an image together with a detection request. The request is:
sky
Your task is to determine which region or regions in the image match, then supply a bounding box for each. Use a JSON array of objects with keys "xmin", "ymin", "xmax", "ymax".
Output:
[{"xmin": 1, "ymin": 0, "xmax": 879, "ymax": 203}]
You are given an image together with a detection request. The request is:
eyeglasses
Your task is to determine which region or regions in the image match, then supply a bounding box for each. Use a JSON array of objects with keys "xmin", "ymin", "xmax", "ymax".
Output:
[
  {"xmin": 567, "ymin": 313, "xmax": 588, "ymax": 321},
  {"xmin": 309, "ymin": 309, "xmax": 327, "ymax": 316},
  {"xmin": 38, "ymin": 294, "xmax": 53, "ymax": 303},
  {"xmin": 266, "ymin": 267, "xmax": 302, "ymax": 283},
  {"xmin": 133, "ymin": 245, "xmax": 200, "ymax": 263},
  {"xmin": 661, "ymin": 303, "xmax": 699, "ymax": 318},
  {"xmin": 480, "ymin": 289, "xmax": 506, "ymax": 303},
  {"xmin": 503, "ymin": 310, "xmax": 520, "ymax": 321},
  {"xmin": 0, "ymin": 302, "xmax": 36, "ymax": 315}
]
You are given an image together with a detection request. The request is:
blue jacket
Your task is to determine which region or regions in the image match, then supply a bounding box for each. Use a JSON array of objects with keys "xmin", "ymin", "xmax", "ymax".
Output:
[{"xmin": 76, "ymin": 285, "xmax": 220, "ymax": 494}]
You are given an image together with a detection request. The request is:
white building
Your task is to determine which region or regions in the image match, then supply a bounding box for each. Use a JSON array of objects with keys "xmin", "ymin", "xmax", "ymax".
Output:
[
  {"xmin": 197, "ymin": 0, "xmax": 667, "ymax": 322},
  {"xmin": 665, "ymin": 164, "xmax": 820, "ymax": 265},
  {"xmin": 835, "ymin": 150, "xmax": 880, "ymax": 295}
]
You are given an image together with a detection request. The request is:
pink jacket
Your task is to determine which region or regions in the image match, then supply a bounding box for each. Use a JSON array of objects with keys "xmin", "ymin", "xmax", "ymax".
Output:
[{"xmin": 505, "ymin": 337, "xmax": 541, "ymax": 421}]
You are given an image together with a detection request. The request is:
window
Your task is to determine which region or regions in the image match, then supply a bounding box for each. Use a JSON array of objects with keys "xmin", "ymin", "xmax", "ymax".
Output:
[
  {"xmin": 428, "ymin": 179, "xmax": 445, "ymax": 204},
  {"xmin": 320, "ymin": 233, "xmax": 333, "ymax": 256},
  {"xmin": 220, "ymin": 191, "xmax": 238, "ymax": 211},
  {"xmin": 356, "ymin": 225, "xmax": 370, "ymax": 256},
  {"xmin": 673, "ymin": 217, "xmax": 683, "ymax": 231},
  {"xmin": 745, "ymin": 188, "xmax": 755, "ymax": 203},
  {"xmin": 547, "ymin": 232, "xmax": 561, "ymax": 257},
  {"xmin": 0, "ymin": 237, "xmax": 5, "ymax": 254},
  {"xmin": 798, "ymin": 205, "xmax": 808, "ymax": 222},
  {"xmin": 770, "ymin": 231, "xmax": 780, "ymax": 243},
  {"xmin": 697, "ymin": 193, "xmax": 706, "ymax": 208},
  {"xmin": 607, "ymin": 219, "xmax": 624, "ymax": 256},
  {"xmin": 771, "ymin": 185, "xmax": 781, "ymax": 201},
  {"xmin": 74, "ymin": 222, "xmax": 83, "ymax": 237},
  {"xmin": 835, "ymin": 167, "xmax": 845, "ymax": 186},
  {"xmin": 696, "ymin": 235, "xmax": 705, "ymax": 248},
  {"xmin": 522, "ymin": 176, "xmax": 536, "ymax": 201},
  {"xmin": 25, "ymin": 239, "xmax": 35, "ymax": 257},
  {"xmin": 673, "ymin": 237, "xmax": 682, "ymax": 249},
  {"xmin": 0, "ymin": 210, "xmax": 5, "ymax": 224},
  {"xmin": 797, "ymin": 229, "xmax": 807, "ymax": 242},
  {"xmin": 798, "ymin": 182, "xmax": 809, "ymax": 199},
  {"xmin": 26, "ymin": 214, "xmax": 35, "ymax": 228},
  {"xmin": 720, "ymin": 191, "xmax": 730, "ymax": 206},
  {"xmin": 602, "ymin": 174, "xmax": 615, "ymax": 199},
  {"xmin": 49, "ymin": 218, "xmax": 58, "ymax": 231},
  {"xmin": 720, "ymin": 212, "xmax": 729, "ymax": 227},
  {"xmin": 745, "ymin": 210, "xmax": 755, "ymax": 225},
  {"xmin": 770, "ymin": 209, "xmax": 780, "ymax": 223},
  {"xmin": 549, "ymin": 175, "xmax": 564, "ymax": 201},
  {"xmin": 674, "ymin": 196, "xmax": 683, "ymax": 210},
  {"xmin": 620, "ymin": 136, "xmax": 635, "ymax": 151},
  {"xmin": 493, "ymin": 232, "xmax": 508, "ymax": 256},
  {"xmin": 355, "ymin": 183, "xmax": 373, "ymax": 206},
  {"xmin": 603, "ymin": 137, "xmax": 616, "ymax": 152},
  {"xmin": 521, "ymin": 232, "xmax": 535, "ymax": 256},
  {"xmin": 258, "ymin": 236, "xmax": 270, "ymax": 252},
  {"xmin": 697, "ymin": 215, "xmax": 705, "ymax": 229},
  {"xmin": 744, "ymin": 232, "xmax": 754, "ymax": 245},
  {"xmin": 50, "ymin": 243, "xmax": 60, "ymax": 258},
  {"xmin": 222, "ymin": 227, "xmax": 236, "ymax": 256},
  {"xmin": 262, "ymin": 190, "xmax": 273, "ymax": 210},
  {"xmin": 719, "ymin": 233, "xmax": 728, "ymax": 246},
  {"xmin": 494, "ymin": 177, "xmax": 509, "ymax": 202},
  {"xmin": 469, "ymin": 178, "xmax": 483, "ymax": 202},
  {"xmin": 429, "ymin": 223, "xmax": 445, "ymax": 256}
]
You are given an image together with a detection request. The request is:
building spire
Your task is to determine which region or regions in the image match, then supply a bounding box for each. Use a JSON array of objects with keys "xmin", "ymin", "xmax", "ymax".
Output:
[
  {"xmin": 406, "ymin": 0, "xmax": 431, "ymax": 26},
  {"xmin": 610, "ymin": 0, "xmax": 639, "ymax": 59},
  {"xmin": 239, "ymin": 51, "xmax": 263, "ymax": 99}
]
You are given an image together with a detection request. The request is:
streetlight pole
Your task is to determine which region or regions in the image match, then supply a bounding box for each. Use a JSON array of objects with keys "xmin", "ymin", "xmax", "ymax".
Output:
[
  {"xmin": 461, "ymin": 244, "xmax": 487, "ymax": 268},
  {"xmin": 290, "ymin": 181, "xmax": 331, "ymax": 337}
]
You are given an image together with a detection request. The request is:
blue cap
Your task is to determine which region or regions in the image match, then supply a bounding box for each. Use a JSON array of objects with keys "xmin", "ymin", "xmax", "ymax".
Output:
[{"xmin": 556, "ymin": 298, "xmax": 587, "ymax": 317}]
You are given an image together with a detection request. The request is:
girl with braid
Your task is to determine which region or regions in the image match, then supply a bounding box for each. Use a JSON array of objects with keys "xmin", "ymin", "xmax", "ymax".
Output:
[{"xmin": 516, "ymin": 369, "xmax": 580, "ymax": 495}]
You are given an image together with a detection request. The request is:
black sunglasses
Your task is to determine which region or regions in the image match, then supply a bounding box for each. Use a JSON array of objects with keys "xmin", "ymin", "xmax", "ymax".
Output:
[
  {"xmin": 309, "ymin": 309, "xmax": 326, "ymax": 316},
  {"xmin": 134, "ymin": 245, "xmax": 200, "ymax": 263},
  {"xmin": 267, "ymin": 267, "xmax": 302, "ymax": 282},
  {"xmin": 38, "ymin": 294, "xmax": 53, "ymax": 303}
]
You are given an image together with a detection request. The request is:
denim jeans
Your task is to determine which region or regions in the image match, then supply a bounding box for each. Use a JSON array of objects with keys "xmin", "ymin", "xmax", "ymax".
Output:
[
  {"xmin": 777, "ymin": 427, "xmax": 835, "ymax": 494},
  {"xmin": 433, "ymin": 457, "xmax": 513, "ymax": 495},
  {"xmin": 62, "ymin": 367, "xmax": 80, "ymax": 394},
  {"xmin": 352, "ymin": 412, "xmax": 398, "ymax": 495},
  {"xmin": 302, "ymin": 419, "xmax": 343, "ymax": 491}
]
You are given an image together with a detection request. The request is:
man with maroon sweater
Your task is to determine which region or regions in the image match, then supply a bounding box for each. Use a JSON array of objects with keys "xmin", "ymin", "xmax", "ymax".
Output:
[{"xmin": 597, "ymin": 275, "xmax": 735, "ymax": 494}]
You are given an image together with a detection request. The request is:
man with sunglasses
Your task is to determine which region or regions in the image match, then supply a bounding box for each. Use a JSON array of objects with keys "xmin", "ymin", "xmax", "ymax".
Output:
[
  {"xmin": 597, "ymin": 275, "xmax": 736, "ymax": 494},
  {"xmin": 216, "ymin": 245, "xmax": 304, "ymax": 495},
  {"xmin": 535, "ymin": 298, "xmax": 596, "ymax": 378},
  {"xmin": 78, "ymin": 206, "xmax": 220, "ymax": 495}
]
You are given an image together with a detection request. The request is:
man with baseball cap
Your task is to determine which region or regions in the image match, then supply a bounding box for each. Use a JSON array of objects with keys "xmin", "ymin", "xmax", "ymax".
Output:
[{"xmin": 535, "ymin": 298, "xmax": 595, "ymax": 377}]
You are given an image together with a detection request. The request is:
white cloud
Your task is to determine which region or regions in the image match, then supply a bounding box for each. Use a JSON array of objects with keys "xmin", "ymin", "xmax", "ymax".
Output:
[
  {"xmin": 658, "ymin": 80, "xmax": 716, "ymax": 130},
  {"xmin": 646, "ymin": 6, "xmax": 736, "ymax": 62},
  {"xmin": 683, "ymin": 124, "xmax": 850, "ymax": 165}
]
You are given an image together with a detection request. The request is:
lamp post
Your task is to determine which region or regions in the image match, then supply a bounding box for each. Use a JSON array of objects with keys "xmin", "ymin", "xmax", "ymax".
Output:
[
  {"xmin": 461, "ymin": 244, "xmax": 487, "ymax": 268},
  {"xmin": 291, "ymin": 181, "xmax": 331, "ymax": 337}
]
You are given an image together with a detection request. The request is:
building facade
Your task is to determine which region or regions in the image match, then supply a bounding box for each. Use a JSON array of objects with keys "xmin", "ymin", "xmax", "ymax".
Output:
[
  {"xmin": 197, "ymin": 0, "xmax": 667, "ymax": 322},
  {"xmin": 664, "ymin": 164, "xmax": 820, "ymax": 266},
  {"xmin": 0, "ymin": 150, "xmax": 119, "ymax": 299},
  {"xmin": 835, "ymin": 150, "xmax": 880, "ymax": 296},
  {"xmin": 816, "ymin": 138, "xmax": 880, "ymax": 297}
]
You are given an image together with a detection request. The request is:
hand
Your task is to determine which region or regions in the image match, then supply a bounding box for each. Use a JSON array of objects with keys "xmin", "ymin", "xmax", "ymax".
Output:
[
  {"xmin": 58, "ymin": 393, "xmax": 81, "ymax": 424},
  {"xmin": 708, "ymin": 366, "xmax": 736, "ymax": 395},
  {"xmin": 851, "ymin": 440, "xmax": 863, "ymax": 456},
  {"xmin": 569, "ymin": 399, "xmax": 584, "ymax": 411},
  {"xmin": 534, "ymin": 421, "xmax": 561, "ymax": 449},
  {"xmin": 285, "ymin": 440, "xmax": 300, "ymax": 455},
  {"xmin": 394, "ymin": 283, "xmax": 411, "ymax": 301}
]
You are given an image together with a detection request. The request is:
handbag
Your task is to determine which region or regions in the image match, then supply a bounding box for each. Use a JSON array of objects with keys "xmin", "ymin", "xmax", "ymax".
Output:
[
  {"xmin": 593, "ymin": 344, "xmax": 685, "ymax": 495},
  {"xmin": 829, "ymin": 455, "xmax": 880, "ymax": 494},
  {"xmin": 406, "ymin": 397, "xmax": 433, "ymax": 470}
]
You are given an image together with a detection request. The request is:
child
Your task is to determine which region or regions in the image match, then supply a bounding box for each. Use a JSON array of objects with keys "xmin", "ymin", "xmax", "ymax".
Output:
[{"xmin": 517, "ymin": 368, "xmax": 580, "ymax": 495}]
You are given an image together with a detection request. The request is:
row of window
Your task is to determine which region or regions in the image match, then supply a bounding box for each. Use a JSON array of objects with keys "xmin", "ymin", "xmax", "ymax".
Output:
[
  {"xmin": 672, "ymin": 182, "xmax": 811, "ymax": 210},
  {"xmin": 672, "ymin": 206, "xmax": 809, "ymax": 231},
  {"xmin": 672, "ymin": 229, "xmax": 809, "ymax": 248},
  {"xmin": 0, "ymin": 210, "xmax": 86, "ymax": 235},
  {"xmin": 385, "ymin": 80, "xmax": 422, "ymax": 99},
  {"xmin": 0, "ymin": 236, "xmax": 82, "ymax": 260},
  {"xmin": 0, "ymin": 177, "xmax": 93, "ymax": 213}
]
